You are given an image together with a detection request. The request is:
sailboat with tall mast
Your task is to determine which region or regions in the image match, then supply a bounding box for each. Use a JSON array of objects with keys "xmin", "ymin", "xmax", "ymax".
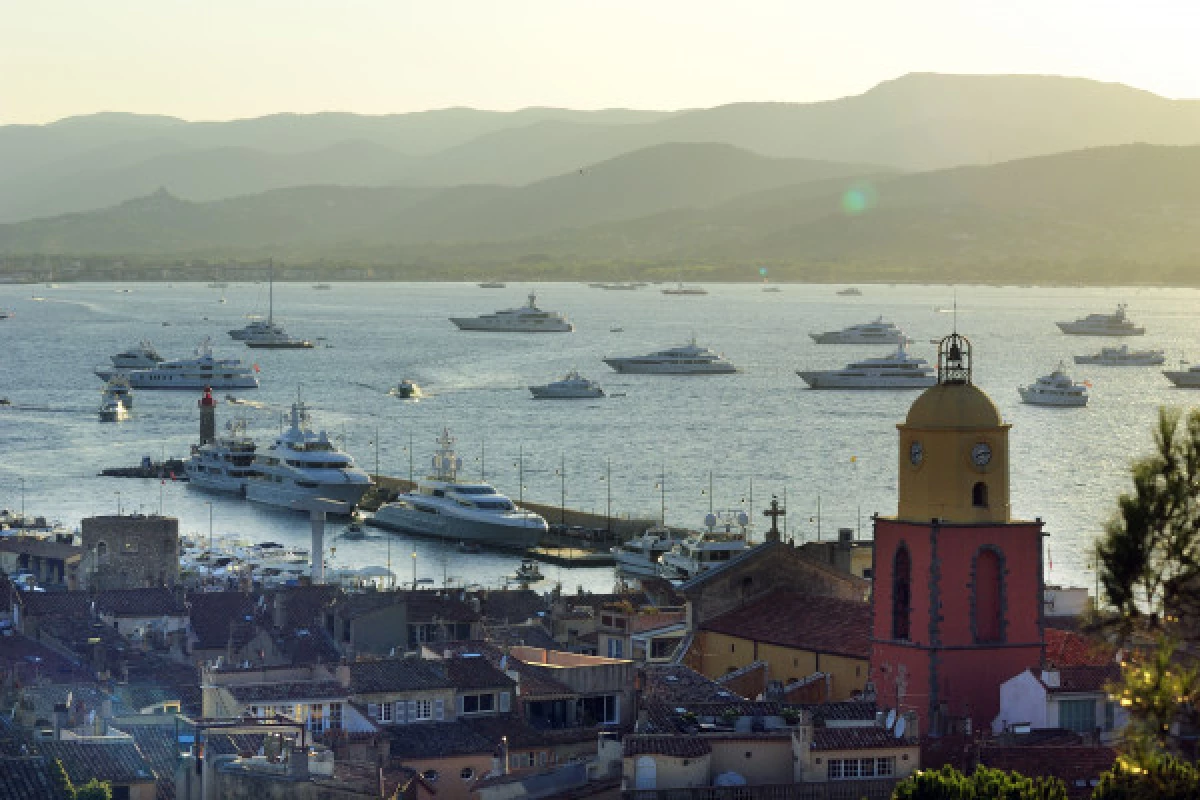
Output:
[{"xmin": 228, "ymin": 260, "xmax": 313, "ymax": 348}]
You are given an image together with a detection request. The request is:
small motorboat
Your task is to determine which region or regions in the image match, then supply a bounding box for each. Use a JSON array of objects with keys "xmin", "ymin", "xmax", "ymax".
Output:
[
  {"xmin": 342, "ymin": 522, "xmax": 366, "ymax": 541},
  {"xmin": 98, "ymin": 387, "xmax": 129, "ymax": 422},
  {"xmin": 457, "ymin": 541, "xmax": 482, "ymax": 554},
  {"xmin": 389, "ymin": 380, "xmax": 422, "ymax": 399},
  {"xmin": 509, "ymin": 559, "xmax": 543, "ymax": 583}
]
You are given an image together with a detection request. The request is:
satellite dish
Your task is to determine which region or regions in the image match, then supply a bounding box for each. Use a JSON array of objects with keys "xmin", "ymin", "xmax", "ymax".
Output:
[
  {"xmin": 894, "ymin": 717, "xmax": 907, "ymax": 738},
  {"xmin": 704, "ymin": 513, "xmax": 717, "ymax": 529},
  {"xmin": 736, "ymin": 512, "xmax": 750, "ymax": 527},
  {"xmin": 885, "ymin": 709, "xmax": 896, "ymax": 730}
]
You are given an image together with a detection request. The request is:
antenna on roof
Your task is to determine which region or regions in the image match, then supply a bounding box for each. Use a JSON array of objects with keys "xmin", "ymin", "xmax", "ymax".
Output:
[{"xmin": 952, "ymin": 288, "xmax": 958, "ymax": 334}]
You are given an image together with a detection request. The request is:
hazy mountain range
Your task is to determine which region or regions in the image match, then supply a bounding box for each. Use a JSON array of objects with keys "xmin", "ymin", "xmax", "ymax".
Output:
[{"xmin": 4, "ymin": 73, "xmax": 1200, "ymax": 283}]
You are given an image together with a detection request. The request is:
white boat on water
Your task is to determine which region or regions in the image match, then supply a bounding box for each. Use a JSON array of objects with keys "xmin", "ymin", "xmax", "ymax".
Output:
[
  {"xmin": 1019, "ymin": 364, "xmax": 1089, "ymax": 407},
  {"xmin": 232, "ymin": 262, "xmax": 313, "ymax": 348},
  {"xmin": 1164, "ymin": 362, "xmax": 1200, "ymax": 388},
  {"xmin": 109, "ymin": 340, "xmax": 164, "ymax": 371},
  {"xmin": 809, "ymin": 316, "xmax": 908, "ymax": 345},
  {"xmin": 389, "ymin": 380, "xmax": 422, "ymax": 399},
  {"xmin": 104, "ymin": 339, "xmax": 259, "ymax": 390},
  {"xmin": 661, "ymin": 282, "xmax": 707, "ymax": 295},
  {"xmin": 529, "ymin": 370, "xmax": 605, "ymax": 398},
  {"xmin": 97, "ymin": 385, "xmax": 129, "ymax": 422},
  {"xmin": 450, "ymin": 292, "xmax": 573, "ymax": 332},
  {"xmin": 798, "ymin": 344, "xmax": 936, "ymax": 389},
  {"xmin": 1056, "ymin": 304, "xmax": 1144, "ymax": 336},
  {"xmin": 612, "ymin": 526, "xmax": 691, "ymax": 577},
  {"xmin": 370, "ymin": 428, "xmax": 547, "ymax": 549},
  {"xmin": 657, "ymin": 513, "xmax": 754, "ymax": 582},
  {"xmin": 185, "ymin": 390, "xmax": 260, "ymax": 494},
  {"xmin": 603, "ymin": 337, "xmax": 737, "ymax": 374},
  {"xmin": 1074, "ymin": 345, "xmax": 1165, "ymax": 366},
  {"xmin": 103, "ymin": 374, "xmax": 134, "ymax": 409},
  {"xmin": 244, "ymin": 401, "xmax": 372, "ymax": 514}
]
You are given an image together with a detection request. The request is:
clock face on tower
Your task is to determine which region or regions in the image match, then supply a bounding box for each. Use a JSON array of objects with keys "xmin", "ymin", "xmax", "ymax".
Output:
[
  {"xmin": 909, "ymin": 440, "xmax": 924, "ymax": 466},
  {"xmin": 971, "ymin": 442, "xmax": 992, "ymax": 467}
]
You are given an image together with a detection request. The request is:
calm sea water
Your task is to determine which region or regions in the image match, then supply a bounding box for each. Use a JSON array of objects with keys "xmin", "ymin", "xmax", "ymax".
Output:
[{"xmin": 1, "ymin": 281, "xmax": 1197, "ymax": 595}]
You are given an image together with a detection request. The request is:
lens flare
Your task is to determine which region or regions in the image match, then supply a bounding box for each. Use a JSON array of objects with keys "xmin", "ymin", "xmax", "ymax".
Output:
[{"xmin": 841, "ymin": 182, "xmax": 878, "ymax": 215}]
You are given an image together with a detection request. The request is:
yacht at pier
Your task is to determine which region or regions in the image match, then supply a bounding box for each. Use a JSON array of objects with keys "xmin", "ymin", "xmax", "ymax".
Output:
[
  {"xmin": 370, "ymin": 428, "xmax": 547, "ymax": 549},
  {"xmin": 244, "ymin": 401, "xmax": 372, "ymax": 514}
]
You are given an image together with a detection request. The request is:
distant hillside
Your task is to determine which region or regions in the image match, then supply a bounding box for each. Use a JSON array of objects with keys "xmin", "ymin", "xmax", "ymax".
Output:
[
  {"xmin": 7, "ymin": 142, "xmax": 1200, "ymax": 285},
  {"xmin": 0, "ymin": 143, "xmax": 881, "ymax": 253},
  {"xmin": 5, "ymin": 73, "xmax": 1200, "ymax": 223}
]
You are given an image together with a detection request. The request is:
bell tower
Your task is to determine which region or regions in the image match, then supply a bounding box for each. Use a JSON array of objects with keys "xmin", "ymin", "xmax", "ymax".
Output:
[{"xmin": 871, "ymin": 333, "xmax": 1044, "ymax": 735}]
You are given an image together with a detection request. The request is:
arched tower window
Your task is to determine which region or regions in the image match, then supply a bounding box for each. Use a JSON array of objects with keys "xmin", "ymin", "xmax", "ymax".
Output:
[
  {"xmin": 972, "ymin": 482, "xmax": 988, "ymax": 508},
  {"xmin": 973, "ymin": 547, "xmax": 1005, "ymax": 643},
  {"xmin": 892, "ymin": 546, "xmax": 912, "ymax": 641}
]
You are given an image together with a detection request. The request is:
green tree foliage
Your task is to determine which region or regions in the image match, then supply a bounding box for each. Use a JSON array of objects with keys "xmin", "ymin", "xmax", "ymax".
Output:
[
  {"xmin": 1094, "ymin": 407, "xmax": 1200, "ymax": 637},
  {"xmin": 49, "ymin": 759, "xmax": 74, "ymax": 799},
  {"xmin": 891, "ymin": 764, "xmax": 1067, "ymax": 799},
  {"xmin": 1111, "ymin": 638, "xmax": 1200, "ymax": 764},
  {"xmin": 72, "ymin": 779, "xmax": 112, "ymax": 800},
  {"xmin": 1092, "ymin": 755, "xmax": 1200, "ymax": 799}
]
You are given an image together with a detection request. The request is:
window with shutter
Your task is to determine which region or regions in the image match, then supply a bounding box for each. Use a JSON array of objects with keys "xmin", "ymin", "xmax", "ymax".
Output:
[
  {"xmin": 500, "ymin": 692, "xmax": 511, "ymax": 713},
  {"xmin": 409, "ymin": 700, "xmax": 418, "ymax": 722},
  {"xmin": 434, "ymin": 699, "xmax": 444, "ymax": 720},
  {"xmin": 367, "ymin": 703, "xmax": 379, "ymax": 720}
]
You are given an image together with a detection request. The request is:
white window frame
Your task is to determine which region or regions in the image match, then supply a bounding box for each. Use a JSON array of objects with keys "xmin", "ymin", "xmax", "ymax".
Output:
[
  {"xmin": 414, "ymin": 699, "xmax": 433, "ymax": 720},
  {"xmin": 380, "ymin": 701, "xmax": 393, "ymax": 723}
]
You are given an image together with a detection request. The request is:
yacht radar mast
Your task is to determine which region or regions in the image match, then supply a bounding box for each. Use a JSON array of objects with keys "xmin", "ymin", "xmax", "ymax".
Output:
[{"xmin": 431, "ymin": 428, "xmax": 464, "ymax": 482}]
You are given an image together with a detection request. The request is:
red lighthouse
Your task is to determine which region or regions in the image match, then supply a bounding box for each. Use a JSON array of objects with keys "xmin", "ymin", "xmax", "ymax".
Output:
[{"xmin": 870, "ymin": 334, "xmax": 1044, "ymax": 735}]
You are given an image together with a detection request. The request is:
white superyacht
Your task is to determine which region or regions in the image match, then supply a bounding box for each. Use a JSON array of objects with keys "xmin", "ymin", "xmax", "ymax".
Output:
[
  {"xmin": 798, "ymin": 344, "xmax": 936, "ymax": 389},
  {"xmin": 603, "ymin": 337, "xmax": 738, "ymax": 374},
  {"xmin": 1074, "ymin": 345, "xmax": 1165, "ymax": 366},
  {"xmin": 1164, "ymin": 362, "xmax": 1200, "ymax": 388},
  {"xmin": 370, "ymin": 429, "xmax": 547, "ymax": 549},
  {"xmin": 657, "ymin": 512, "xmax": 754, "ymax": 582},
  {"xmin": 1019, "ymin": 364, "xmax": 1089, "ymax": 407},
  {"xmin": 101, "ymin": 338, "xmax": 259, "ymax": 390},
  {"xmin": 809, "ymin": 316, "xmax": 908, "ymax": 345},
  {"xmin": 1056, "ymin": 304, "xmax": 1144, "ymax": 336},
  {"xmin": 244, "ymin": 401, "xmax": 372, "ymax": 514},
  {"xmin": 613, "ymin": 526, "xmax": 691, "ymax": 577},
  {"xmin": 450, "ymin": 292, "xmax": 573, "ymax": 332}
]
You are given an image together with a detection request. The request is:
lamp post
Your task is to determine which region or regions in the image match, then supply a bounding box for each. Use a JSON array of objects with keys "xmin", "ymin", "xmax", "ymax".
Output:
[
  {"xmin": 557, "ymin": 453, "xmax": 566, "ymax": 526},
  {"xmin": 18, "ymin": 477, "xmax": 25, "ymax": 519},
  {"xmin": 601, "ymin": 459, "xmax": 612, "ymax": 537},
  {"xmin": 411, "ymin": 551, "xmax": 417, "ymax": 591},
  {"xmin": 115, "ymin": 491, "xmax": 122, "ymax": 517},
  {"xmin": 655, "ymin": 466, "xmax": 666, "ymax": 526}
]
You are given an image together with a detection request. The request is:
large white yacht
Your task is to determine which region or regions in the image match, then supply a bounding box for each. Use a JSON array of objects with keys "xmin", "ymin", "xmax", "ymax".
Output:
[
  {"xmin": 798, "ymin": 344, "xmax": 936, "ymax": 389},
  {"xmin": 809, "ymin": 316, "xmax": 908, "ymax": 345},
  {"xmin": 370, "ymin": 429, "xmax": 547, "ymax": 549},
  {"xmin": 612, "ymin": 526, "xmax": 691, "ymax": 577},
  {"xmin": 107, "ymin": 339, "xmax": 259, "ymax": 390},
  {"xmin": 110, "ymin": 340, "xmax": 164, "ymax": 370},
  {"xmin": 1164, "ymin": 363, "xmax": 1200, "ymax": 388},
  {"xmin": 450, "ymin": 292, "xmax": 573, "ymax": 332},
  {"xmin": 661, "ymin": 282, "xmax": 707, "ymax": 296},
  {"xmin": 603, "ymin": 338, "xmax": 738, "ymax": 374},
  {"xmin": 185, "ymin": 398, "xmax": 261, "ymax": 495},
  {"xmin": 529, "ymin": 370, "xmax": 605, "ymax": 398},
  {"xmin": 1074, "ymin": 345, "xmax": 1165, "ymax": 366},
  {"xmin": 244, "ymin": 401, "xmax": 372, "ymax": 514},
  {"xmin": 1019, "ymin": 364, "xmax": 1089, "ymax": 407},
  {"xmin": 1057, "ymin": 304, "xmax": 1145, "ymax": 336},
  {"xmin": 657, "ymin": 513, "xmax": 754, "ymax": 582}
]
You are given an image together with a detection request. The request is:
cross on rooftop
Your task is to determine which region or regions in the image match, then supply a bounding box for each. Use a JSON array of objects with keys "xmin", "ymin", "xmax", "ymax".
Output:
[{"xmin": 763, "ymin": 495, "xmax": 786, "ymax": 543}]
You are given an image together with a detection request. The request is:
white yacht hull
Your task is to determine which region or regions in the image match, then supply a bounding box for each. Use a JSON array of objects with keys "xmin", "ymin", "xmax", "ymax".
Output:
[
  {"xmin": 370, "ymin": 504, "xmax": 546, "ymax": 549},
  {"xmin": 809, "ymin": 333, "xmax": 907, "ymax": 344},
  {"xmin": 1018, "ymin": 389, "xmax": 1088, "ymax": 407},
  {"xmin": 603, "ymin": 359, "xmax": 737, "ymax": 374},
  {"xmin": 1165, "ymin": 371, "xmax": 1200, "ymax": 387},
  {"xmin": 245, "ymin": 481, "xmax": 369, "ymax": 514},
  {"xmin": 1056, "ymin": 322, "xmax": 1144, "ymax": 335},
  {"xmin": 450, "ymin": 318, "xmax": 573, "ymax": 332},
  {"xmin": 613, "ymin": 550, "xmax": 662, "ymax": 577},
  {"xmin": 1075, "ymin": 355, "xmax": 1164, "ymax": 366},
  {"xmin": 185, "ymin": 472, "xmax": 250, "ymax": 495},
  {"xmin": 529, "ymin": 386, "xmax": 604, "ymax": 398},
  {"xmin": 798, "ymin": 371, "xmax": 935, "ymax": 389}
]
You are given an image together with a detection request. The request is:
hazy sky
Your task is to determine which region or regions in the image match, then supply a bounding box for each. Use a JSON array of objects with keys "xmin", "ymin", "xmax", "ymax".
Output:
[{"xmin": 3, "ymin": 0, "xmax": 1198, "ymax": 124}]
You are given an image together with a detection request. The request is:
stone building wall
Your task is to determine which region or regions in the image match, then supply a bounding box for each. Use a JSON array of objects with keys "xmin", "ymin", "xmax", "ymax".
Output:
[{"xmin": 80, "ymin": 514, "xmax": 179, "ymax": 590}]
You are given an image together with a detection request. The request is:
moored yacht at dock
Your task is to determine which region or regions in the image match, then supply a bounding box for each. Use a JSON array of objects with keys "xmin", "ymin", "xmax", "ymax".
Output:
[
  {"xmin": 612, "ymin": 526, "xmax": 691, "ymax": 577},
  {"xmin": 244, "ymin": 400, "xmax": 372, "ymax": 514},
  {"xmin": 369, "ymin": 428, "xmax": 547, "ymax": 549},
  {"xmin": 657, "ymin": 512, "xmax": 754, "ymax": 582}
]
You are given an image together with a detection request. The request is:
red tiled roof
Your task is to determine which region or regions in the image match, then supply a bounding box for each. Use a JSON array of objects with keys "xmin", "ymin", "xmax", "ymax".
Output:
[
  {"xmin": 982, "ymin": 746, "xmax": 1117, "ymax": 800},
  {"xmin": 623, "ymin": 735, "xmax": 711, "ymax": 758},
  {"xmin": 1040, "ymin": 665, "xmax": 1121, "ymax": 694},
  {"xmin": 0, "ymin": 756, "xmax": 62, "ymax": 800},
  {"xmin": 701, "ymin": 590, "xmax": 871, "ymax": 659},
  {"xmin": 812, "ymin": 726, "xmax": 916, "ymax": 751},
  {"xmin": 1044, "ymin": 628, "xmax": 1116, "ymax": 668}
]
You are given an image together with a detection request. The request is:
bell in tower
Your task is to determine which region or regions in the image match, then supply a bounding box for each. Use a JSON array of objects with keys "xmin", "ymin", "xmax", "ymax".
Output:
[{"xmin": 938, "ymin": 332, "xmax": 971, "ymax": 385}]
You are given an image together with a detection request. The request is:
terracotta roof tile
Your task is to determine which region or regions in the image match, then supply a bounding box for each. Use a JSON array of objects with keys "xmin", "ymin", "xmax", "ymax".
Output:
[
  {"xmin": 701, "ymin": 590, "xmax": 871, "ymax": 659},
  {"xmin": 444, "ymin": 655, "xmax": 514, "ymax": 691},
  {"xmin": 94, "ymin": 588, "xmax": 187, "ymax": 617},
  {"xmin": 126, "ymin": 726, "xmax": 179, "ymax": 800},
  {"xmin": 383, "ymin": 720, "xmax": 494, "ymax": 758},
  {"xmin": 1041, "ymin": 665, "xmax": 1121, "ymax": 694},
  {"xmin": 1044, "ymin": 628, "xmax": 1117, "ymax": 668},
  {"xmin": 642, "ymin": 665, "xmax": 739, "ymax": 705},
  {"xmin": 811, "ymin": 726, "xmax": 916, "ymax": 751},
  {"xmin": 347, "ymin": 658, "xmax": 450, "ymax": 693},
  {"xmin": 623, "ymin": 735, "xmax": 711, "ymax": 758},
  {"xmin": 226, "ymin": 680, "xmax": 347, "ymax": 704},
  {"xmin": 35, "ymin": 740, "xmax": 157, "ymax": 785},
  {"xmin": 0, "ymin": 756, "xmax": 65, "ymax": 800}
]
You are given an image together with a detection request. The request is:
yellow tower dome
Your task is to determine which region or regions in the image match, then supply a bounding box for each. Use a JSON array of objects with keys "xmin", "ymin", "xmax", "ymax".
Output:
[{"xmin": 895, "ymin": 334, "xmax": 1011, "ymax": 523}]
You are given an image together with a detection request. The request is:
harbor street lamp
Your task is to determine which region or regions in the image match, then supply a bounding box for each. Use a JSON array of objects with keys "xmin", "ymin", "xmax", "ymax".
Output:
[
  {"xmin": 411, "ymin": 551, "xmax": 417, "ymax": 591},
  {"xmin": 19, "ymin": 477, "xmax": 25, "ymax": 519}
]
